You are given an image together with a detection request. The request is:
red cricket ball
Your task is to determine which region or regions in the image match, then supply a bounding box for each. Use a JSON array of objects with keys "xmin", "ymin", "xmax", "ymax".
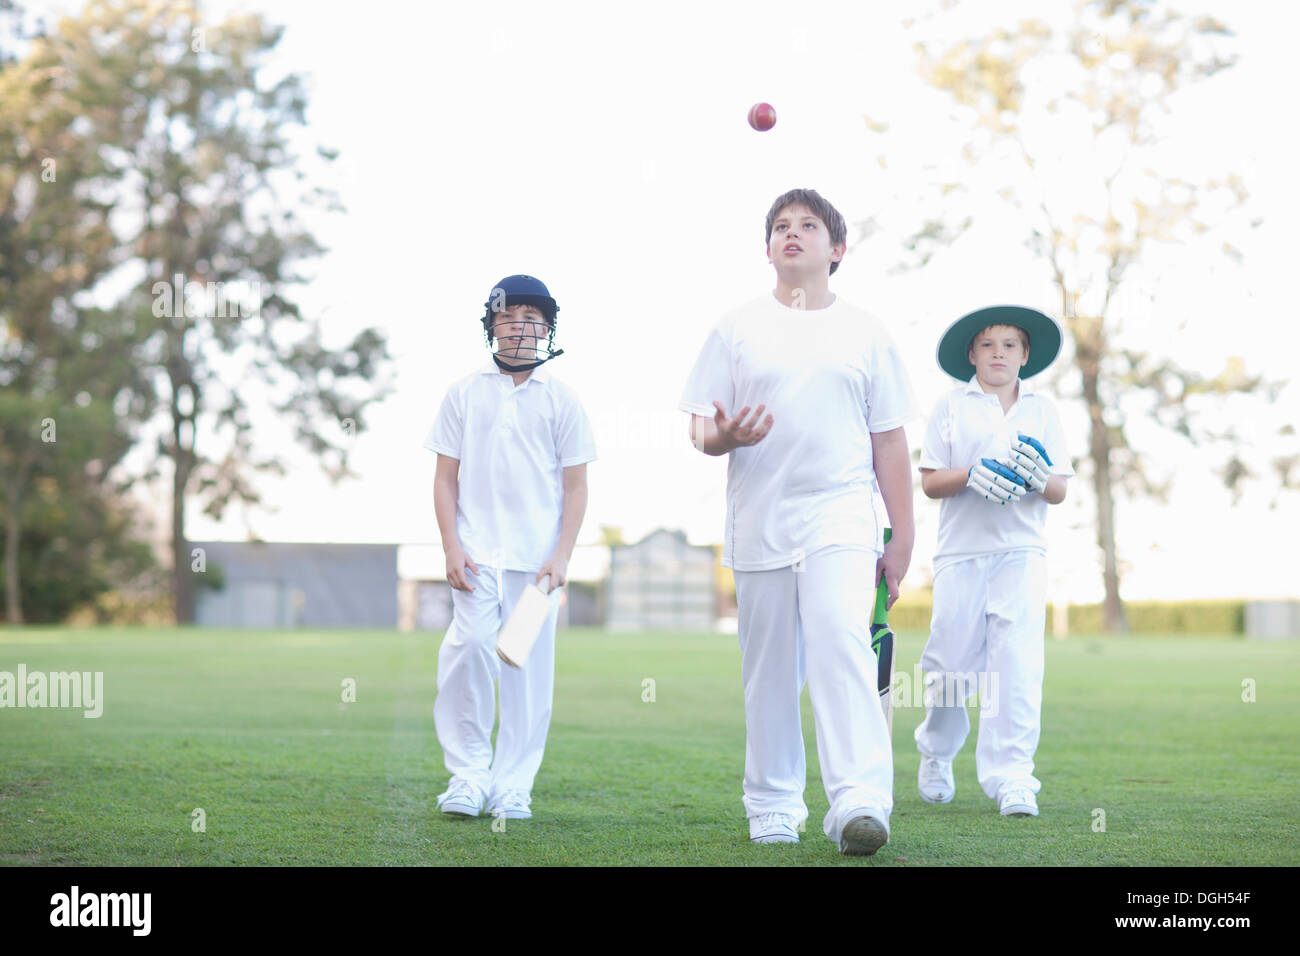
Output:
[{"xmin": 748, "ymin": 102, "xmax": 776, "ymax": 132}]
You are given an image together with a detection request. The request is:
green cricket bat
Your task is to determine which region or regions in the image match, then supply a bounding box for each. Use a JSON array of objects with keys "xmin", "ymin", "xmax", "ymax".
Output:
[{"xmin": 870, "ymin": 527, "xmax": 895, "ymax": 732}]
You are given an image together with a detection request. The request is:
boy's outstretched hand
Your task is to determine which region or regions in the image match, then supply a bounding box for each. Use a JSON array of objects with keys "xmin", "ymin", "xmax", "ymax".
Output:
[{"xmin": 713, "ymin": 401, "xmax": 774, "ymax": 452}]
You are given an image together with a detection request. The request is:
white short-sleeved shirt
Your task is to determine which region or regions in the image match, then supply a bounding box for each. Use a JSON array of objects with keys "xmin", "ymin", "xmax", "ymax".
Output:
[
  {"xmin": 679, "ymin": 294, "xmax": 917, "ymax": 571},
  {"xmin": 919, "ymin": 376, "xmax": 1073, "ymax": 573},
  {"xmin": 424, "ymin": 364, "xmax": 597, "ymax": 572}
]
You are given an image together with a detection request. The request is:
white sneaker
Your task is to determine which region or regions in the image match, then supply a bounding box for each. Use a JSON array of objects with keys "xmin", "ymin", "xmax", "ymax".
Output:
[
  {"xmin": 918, "ymin": 756, "xmax": 955, "ymax": 804},
  {"xmin": 839, "ymin": 813, "xmax": 889, "ymax": 857},
  {"xmin": 998, "ymin": 785, "xmax": 1039, "ymax": 817},
  {"xmin": 749, "ymin": 812, "xmax": 801, "ymax": 844},
  {"xmin": 437, "ymin": 779, "xmax": 484, "ymax": 817},
  {"xmin": 486, "ymin": 789, "xmax": 533, "ymax": 820}
]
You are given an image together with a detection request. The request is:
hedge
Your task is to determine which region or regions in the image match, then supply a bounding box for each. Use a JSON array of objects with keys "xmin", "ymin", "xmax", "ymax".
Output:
[{"xmin": 888, "ymin": 598, "xmax": 1246, "ymax": 634}]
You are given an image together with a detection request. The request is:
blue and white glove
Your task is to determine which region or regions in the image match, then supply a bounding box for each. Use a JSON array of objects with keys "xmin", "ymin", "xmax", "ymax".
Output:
[
  {"xmin": 1007, "ymin": 433, "xmax": 1053, "ymax": 493},
  {"xmin": 967, "ymin": 458, "xmax": 1028, "ymax": 505}
]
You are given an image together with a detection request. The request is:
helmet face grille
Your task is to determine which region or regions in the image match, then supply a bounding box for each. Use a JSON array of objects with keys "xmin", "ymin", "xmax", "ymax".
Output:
[
  {"xmin": 486, "ymin": 312, "xmax": 560, "ymax": 372},
  {"xmin": 480, "ymin": 276, "xmax": 563, "ymax": 372}
]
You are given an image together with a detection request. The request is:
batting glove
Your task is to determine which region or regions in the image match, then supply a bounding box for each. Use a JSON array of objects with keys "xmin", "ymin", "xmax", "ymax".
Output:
[
  {"xmin": 967, "ymin": 459, "xmax": 1028, "ymax": 505},
  {"xmin": 1008, "ymin": 434, "xmax": 1053, "ymax": 493}
]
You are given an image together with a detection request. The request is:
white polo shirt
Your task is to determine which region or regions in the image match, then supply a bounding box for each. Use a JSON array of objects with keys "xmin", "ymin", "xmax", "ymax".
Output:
[
  {"xmin": 680, "ymin": 293, "xmax": 917, "ymax": 571},
  {"xmin": 424, "ymin": 364, "xmax": 597, "ymax": 572},
  {"xmin": 919, "ymin": 376, "xmax": 1073, "ymax": 574}
]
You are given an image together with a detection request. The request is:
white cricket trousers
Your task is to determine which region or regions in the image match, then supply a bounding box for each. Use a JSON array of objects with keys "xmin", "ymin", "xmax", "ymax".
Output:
[
  {"xmin": 734, "ymin": 548, "xmax": 893, "ymax": 844},
  {"xmin": 434, "ymin": 567, "xmax": 558, "ymax": 798},
  {"xmin": 914, "ymin": 550, "xmax": 1047, "ymax": 800}
]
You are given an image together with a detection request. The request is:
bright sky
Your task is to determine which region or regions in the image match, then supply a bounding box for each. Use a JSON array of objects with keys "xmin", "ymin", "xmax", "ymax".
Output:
[{"xmin": 28, "ymin": 0, "xmax": 1300, "ymax": 601}]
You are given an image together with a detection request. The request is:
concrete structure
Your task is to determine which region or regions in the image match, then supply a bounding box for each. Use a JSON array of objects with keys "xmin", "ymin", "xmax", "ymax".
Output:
[
  {"xmin": 399, "ymin": 578, "xmax": 603, "ymax": 631},
  {"xmin": 1245, "ymin": 600, "xmax": 1300, "ymax": 640},
  {"xmin": 193, "ymin": 541, "xmax": 398, "ymax": 629},
  {"xmin": 396, "ymin": 543, "xmax": 610, "ymax": 632},
  {"xmin": 606, "ymin": 529, "xmax": 716, "ymax": 632}
]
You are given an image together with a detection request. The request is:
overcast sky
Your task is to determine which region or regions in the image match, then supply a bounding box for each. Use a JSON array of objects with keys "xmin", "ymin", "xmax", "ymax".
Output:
[{"xmin": 28, "ymin": 0, "xmax": 1300, "ymax": 600}]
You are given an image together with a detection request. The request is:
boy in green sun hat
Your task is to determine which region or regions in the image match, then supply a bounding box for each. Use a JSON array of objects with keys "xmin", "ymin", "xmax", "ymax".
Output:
[{"xmin": 914, "ymin": 305, "xmax": 1073, "ymax": 818}]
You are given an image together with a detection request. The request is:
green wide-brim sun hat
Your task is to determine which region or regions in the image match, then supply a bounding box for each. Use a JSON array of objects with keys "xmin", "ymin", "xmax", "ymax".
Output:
[{"xmin": 936, "ymin": 305, "xmax": 1063, "ymax": 381}]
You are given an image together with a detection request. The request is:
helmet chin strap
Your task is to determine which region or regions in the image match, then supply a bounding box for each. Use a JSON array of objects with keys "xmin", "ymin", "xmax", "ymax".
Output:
[{"xmin": 492, "ymin": 348, "xmax": 565, "ymax": 373}]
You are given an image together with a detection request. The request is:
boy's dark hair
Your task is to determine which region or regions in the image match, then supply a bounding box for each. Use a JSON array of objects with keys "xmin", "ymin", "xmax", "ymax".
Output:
[{"xmin": 764, "ymin": 188, "xmax": 848, "ymax": 275}]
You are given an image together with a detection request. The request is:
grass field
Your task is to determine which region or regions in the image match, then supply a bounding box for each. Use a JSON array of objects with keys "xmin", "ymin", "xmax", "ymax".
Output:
[{"xmin": 1, "ymin": 626, "xmax": 1298, "ymax": 866}]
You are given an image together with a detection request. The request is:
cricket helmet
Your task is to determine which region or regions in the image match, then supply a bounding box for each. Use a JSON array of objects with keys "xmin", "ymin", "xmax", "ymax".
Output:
[{"xmin": 481, "ymin": 274, "xmax": 564, "ymax": 372}]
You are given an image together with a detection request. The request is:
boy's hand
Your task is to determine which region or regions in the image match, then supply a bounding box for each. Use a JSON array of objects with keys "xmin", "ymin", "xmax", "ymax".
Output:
[
  {"xmin": 1008, "ymin": 434, "xmax": 1052, "ymax": 493},
  {"xmin": 445, "ymin": 546, "xmax": 479, "ymax": 591},
  {"xmin": 536, "ymin": 555, "xmax": 568, "ymax": 591},
  {"xmin": 875, "ymin": 536, "xmax": 912, "ymax": 611},
  {"xmin": 967, "ymin": 459, "xmax": 1028, "ymax": 504},
  {"xmin": 713, "ymin": 401, "xmax": 774, "ymax": 452}
]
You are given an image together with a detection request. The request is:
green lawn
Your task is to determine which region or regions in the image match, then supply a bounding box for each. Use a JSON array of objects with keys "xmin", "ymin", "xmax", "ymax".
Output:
[{"xmin": 1, "ymin": 627, "xmax": 1296, "ymax": 866}]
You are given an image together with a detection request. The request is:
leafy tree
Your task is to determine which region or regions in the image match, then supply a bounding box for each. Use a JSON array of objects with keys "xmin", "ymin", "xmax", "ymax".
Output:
[
  {"xmin": 887, "ymin": 0, "xmax": 1283, "ymax": 629},
  {"xmin": 0, "ymin": 394, "xmax": 158, "ymax": 623},
  {"xmin": 38, "ymin": 0, "xmax": 393, "ymax": 622},
  {"xmin": 0, "ymin": 6, "xmax": 149, "ymax": 623}
]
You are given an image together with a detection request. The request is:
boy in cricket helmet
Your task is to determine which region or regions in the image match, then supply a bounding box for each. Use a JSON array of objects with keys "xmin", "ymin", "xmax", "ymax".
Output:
[
  {"xmin": 425, "ymin": 273, "xmax": 594, "ymax": 821},
  {"xmin": 482, "ymin": 274, "xmax": 565, "ymax": 373}
]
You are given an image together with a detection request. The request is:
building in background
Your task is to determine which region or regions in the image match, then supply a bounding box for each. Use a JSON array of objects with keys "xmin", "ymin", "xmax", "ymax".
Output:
[
  {"xmin": 193, "ymin": 541, "xmax": 398, "ymax": 629},
  {"xmin": 1246, "ymin": 601, "xmax": 1300, "ymax": 640},
  {"xmin": 606, "ymin": 528, "xmax": 716, "ymax": 632},
  {"xmin": 397, "ymin": 543, "xmax": 609, "ymax": 632},
  {"xmin": 189, "ymin": 536, "xmax": 720, "ymax": 632},
  {"xmin": 398, "ymin": 578, "xmax": 603, "ymax": 632}
]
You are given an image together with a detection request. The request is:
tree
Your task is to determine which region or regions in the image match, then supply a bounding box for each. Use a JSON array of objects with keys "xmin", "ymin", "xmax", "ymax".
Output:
[
  {"xmin": 886, "ymin": 0, "xmax": 1284, "ymax": 629},
  {"xmin": 40, "ymin": 0, "xmax": 393, "ymax": 622},
  {"xmin": 0, "ymin": 8, "xmax": 149, "ymax": 624},
  {"xmin": 0, "ymin": 391, "xmax": 158, "ymax": 623}
]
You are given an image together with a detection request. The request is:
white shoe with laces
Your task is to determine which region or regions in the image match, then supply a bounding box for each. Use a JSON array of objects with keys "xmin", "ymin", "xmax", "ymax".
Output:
[
  {"xmin": 998, "ymin": 785, "xmax": 1039, "ymax": 817},
  {"xmin": 918, "ymin": 756, "xmax": 955, "ymax": 804},
  {"xmin": 749, "ymin": 812, "xmax": 801, "ymax": 844},
  {"xmin": 437, "ymin": 779, "xmax": 484, "ymax": 817},
  {"xmin": 486, "ymin": 789, "xmax": 533, "ymax": 820}
]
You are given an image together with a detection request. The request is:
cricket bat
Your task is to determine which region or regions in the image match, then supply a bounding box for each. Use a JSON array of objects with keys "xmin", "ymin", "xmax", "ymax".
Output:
[
  {"xmin": 496, "ymin": 575, "xmax": 561, "ymax": 669},
  {"xmin": 870, "ymin": 528, "xmax": 896, "ymax": 732}
]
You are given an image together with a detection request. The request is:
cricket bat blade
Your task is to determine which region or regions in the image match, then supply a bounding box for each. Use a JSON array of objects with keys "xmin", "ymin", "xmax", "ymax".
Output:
[{"xmin": 496, "ymin": 575, "xmax": 559, "ymax": 669}]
